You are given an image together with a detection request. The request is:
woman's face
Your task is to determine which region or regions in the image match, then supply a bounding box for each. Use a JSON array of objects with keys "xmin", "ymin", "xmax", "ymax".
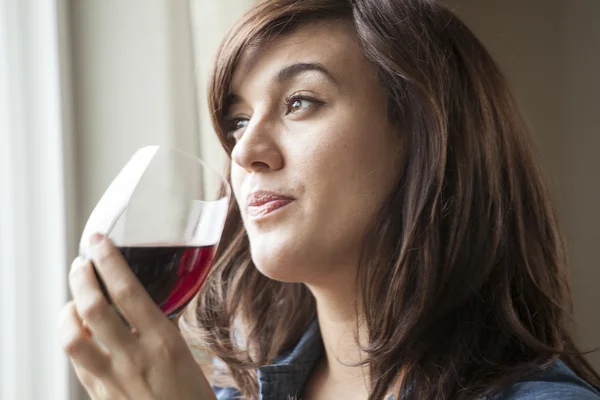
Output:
[{"xmin": 226, "ymin": 21, "xmax": 401, "ymax": 284}]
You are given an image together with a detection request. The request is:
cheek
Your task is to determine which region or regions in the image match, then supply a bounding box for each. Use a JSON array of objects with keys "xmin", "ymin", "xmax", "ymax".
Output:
[
  {"xmin": 230, "ymin": 164, "xmax": 246, "ymax": 212},
  {"xmin": 317, "ymin": 128, "xmax": 399, "ymax": 238},
  {"xmin": 315, "ymin": 121, "xmax": 398, "ymax": 195},
  {"xmin": 303, "ymin": 128, "xmax": 396, "ymax": 233}
]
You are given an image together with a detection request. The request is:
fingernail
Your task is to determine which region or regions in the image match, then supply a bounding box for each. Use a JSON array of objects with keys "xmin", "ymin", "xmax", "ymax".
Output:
[{"xmin": 89, "ymin": 233, "xmax": 105, "ymax": 246}]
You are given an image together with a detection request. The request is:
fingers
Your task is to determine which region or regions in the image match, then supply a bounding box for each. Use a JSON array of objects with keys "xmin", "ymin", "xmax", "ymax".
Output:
[
  {"xmin": 58, "ymin": 301, "xmax": 111, "ymax": 376},
  {"xmin": 62, "ymin": 276, "xmax": 154, "ymax": 400},
  {"xmin": 62, "ymin": 235, "xmax": 205, "ymax": 400},
  {"xmin": 68, "ymin": 256, "xmax": 137, "ymax": 355},
  {"xmin": 87, "ymin": 234, "xmax": 168, "ymax": 333}
]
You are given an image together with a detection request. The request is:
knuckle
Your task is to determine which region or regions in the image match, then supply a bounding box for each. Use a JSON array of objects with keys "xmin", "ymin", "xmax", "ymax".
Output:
[
  {"xmin": 112, "ymin": 348, "xmax": 147, "ymax": 382},
  {"xmin": 58, "ymin": 302, "xmax": 84, "ymax": 355},
  {"xmin": 112, "ymin": 280, "xmax": 138, "ymax": 302},
  {"xmin": 79, "ymin": 294, "xmax": 108, "ymax": 321},
  {"xmin": 68, "ymin": 260, "xmax": 88, "ymax": 282},
  {"xmin": 120, "ymin": 356, "xmax": 143, "ymax": 380},
  {"xmin": 152, "ymin": 333, "xmax": 183, "ymax": 362},
  {"xmin": 61, "ymin": 327, "xmax": 88, "ymax": 356},
  {"xmin": 95, "ymin": 243, "xmax": 120, "ymax": 266}
]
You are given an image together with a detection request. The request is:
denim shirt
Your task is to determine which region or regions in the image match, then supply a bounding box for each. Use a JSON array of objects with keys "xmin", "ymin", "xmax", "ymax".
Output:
[{"xmin": 213, "ymin": 318, "xmax": 600, "ymax": 400}]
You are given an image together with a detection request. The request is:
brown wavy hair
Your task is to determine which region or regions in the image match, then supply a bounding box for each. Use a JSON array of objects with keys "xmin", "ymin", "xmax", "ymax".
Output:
[{"xmin": 181, "ymin": 0, "xmax": 600, "ymax": 399}]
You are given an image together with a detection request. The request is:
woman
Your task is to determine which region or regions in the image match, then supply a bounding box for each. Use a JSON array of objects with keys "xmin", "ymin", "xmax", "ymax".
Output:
[{"xmin": 59, "ymin": 0, "xmax": 600, "ymax": 399}]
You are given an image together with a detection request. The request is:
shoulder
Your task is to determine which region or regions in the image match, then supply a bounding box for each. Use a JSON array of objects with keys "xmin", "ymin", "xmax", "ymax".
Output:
[{"xmin": 493, "ymin": 360, "xmax": 600, "ymax": 400}]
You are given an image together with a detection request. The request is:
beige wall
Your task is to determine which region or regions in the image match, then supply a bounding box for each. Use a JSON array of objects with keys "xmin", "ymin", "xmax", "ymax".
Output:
[
  {"xmin": 69, "ymin": 0, "xmax": 200, "ymax": 232},
  {"xmin": 444, "ymin": 0, "xmax": 600, "ymax": 370}
]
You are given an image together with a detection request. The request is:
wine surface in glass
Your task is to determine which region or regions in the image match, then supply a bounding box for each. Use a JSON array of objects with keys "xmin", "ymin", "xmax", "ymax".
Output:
[{"xmin": 93, "ymin": 244, "xmax": 215, "ymax": 318}]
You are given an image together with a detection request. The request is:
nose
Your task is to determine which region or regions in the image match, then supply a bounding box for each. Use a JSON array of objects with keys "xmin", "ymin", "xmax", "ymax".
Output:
[{"xmin": 231, "ymin": 117, "xmax": 284, "ymax": 173}]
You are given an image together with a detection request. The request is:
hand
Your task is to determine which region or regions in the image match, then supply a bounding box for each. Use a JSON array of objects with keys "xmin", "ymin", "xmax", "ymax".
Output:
[{"xmin": 58, "ymin": 233, "xmax": 216, "ymax": 400}]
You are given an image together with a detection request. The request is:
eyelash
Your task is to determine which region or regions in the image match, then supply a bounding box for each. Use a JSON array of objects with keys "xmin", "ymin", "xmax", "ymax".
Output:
[
  {"xmin": 225, "ymin": 94, "xmax": 323, "ymax": 138},
  {"xmin": 284, "ymin": 93, "xmax": 319, "ymax": 115}
]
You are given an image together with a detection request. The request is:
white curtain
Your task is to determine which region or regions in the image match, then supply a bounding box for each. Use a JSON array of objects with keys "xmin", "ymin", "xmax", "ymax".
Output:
[{"xmin": 0, "ymin": 0, "xmax": 72, "ymax": 399}]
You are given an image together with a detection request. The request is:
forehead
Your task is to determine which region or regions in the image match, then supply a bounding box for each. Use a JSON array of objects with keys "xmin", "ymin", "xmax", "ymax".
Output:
[{"xmin": 229, "ymin": 20, "xmax": 367, "ymax": 92}]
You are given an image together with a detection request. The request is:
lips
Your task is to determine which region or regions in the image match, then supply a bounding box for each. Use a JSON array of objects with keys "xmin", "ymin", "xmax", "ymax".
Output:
[{"xmin": 246, "ymin": 190, "xmax": 295, "ymax": 218}]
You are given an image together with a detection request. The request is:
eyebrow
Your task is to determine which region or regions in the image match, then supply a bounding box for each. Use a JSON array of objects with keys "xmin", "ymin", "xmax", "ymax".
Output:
[
  {"xmin": 225, "ymin": 62, "xmax": 337, "ymax": 109},
  {"xmin": 276, "ymin": 62, "xmax": 338, "ymax": 84}
]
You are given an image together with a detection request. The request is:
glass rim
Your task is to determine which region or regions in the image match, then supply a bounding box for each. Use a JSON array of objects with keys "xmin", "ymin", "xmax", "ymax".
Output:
[{"xmin": 144, "ymin": 144, "xmax": 231, "ymax": 201}]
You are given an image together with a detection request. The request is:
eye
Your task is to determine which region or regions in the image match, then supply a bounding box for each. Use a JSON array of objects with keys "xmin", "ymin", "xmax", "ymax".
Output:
[
  {"xmin": 225, "ymin": 117, "xmax": 249, "ymax": 139},
  {"xmin": 285, "ymin": 95, "xmax": 318, "ymax": 115},
  {"xmin": 232, "ymin": 118, "xmax": 249, "ymax": 130}
]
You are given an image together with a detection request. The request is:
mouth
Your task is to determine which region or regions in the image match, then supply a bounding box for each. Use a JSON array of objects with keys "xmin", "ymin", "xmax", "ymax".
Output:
[{"xmin": 246, "ymin": 190, "xmax": 295, "ymax": 218}]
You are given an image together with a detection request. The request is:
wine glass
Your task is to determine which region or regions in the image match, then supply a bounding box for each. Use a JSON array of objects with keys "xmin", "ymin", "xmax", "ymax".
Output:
[{"xmin": 79, "ymin": 145, "xmax": 230, "ymax": 319}]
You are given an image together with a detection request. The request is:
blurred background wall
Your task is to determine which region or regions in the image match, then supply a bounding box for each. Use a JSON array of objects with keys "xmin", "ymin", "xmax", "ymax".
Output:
[{"xmin": 56, "ymin": 0, "xmax": 600, "ymax": 398}]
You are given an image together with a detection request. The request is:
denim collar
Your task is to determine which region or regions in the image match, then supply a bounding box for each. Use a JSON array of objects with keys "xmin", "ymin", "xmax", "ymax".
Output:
[
  {"xmin": 256, "ymin": 317, "xmax": 324, "ymax": 400},
  {"xmin": 251, "ymin": 317, "xmax": 590, "ymax": 400}
]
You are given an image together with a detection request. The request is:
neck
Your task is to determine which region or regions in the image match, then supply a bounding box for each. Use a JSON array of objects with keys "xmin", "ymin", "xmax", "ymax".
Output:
[{"xmin": 305, "ymin": 272, "xmax": 370, "ymax": 397}]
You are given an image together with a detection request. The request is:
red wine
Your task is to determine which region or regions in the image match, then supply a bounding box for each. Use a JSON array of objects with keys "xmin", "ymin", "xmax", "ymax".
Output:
[{"xmin": 93, "ymin": 245, "xmax": 215, "ymax": 318}]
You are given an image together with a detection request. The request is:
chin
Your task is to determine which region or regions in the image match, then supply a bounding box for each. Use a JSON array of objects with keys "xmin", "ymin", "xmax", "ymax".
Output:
[
  {"xmin": 249, "ymin": 240, "xmax": 310, "ymax": 283},
  {"xmin": 251, "ymin": 254, "xmax": 304, "ymax": 283}
]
